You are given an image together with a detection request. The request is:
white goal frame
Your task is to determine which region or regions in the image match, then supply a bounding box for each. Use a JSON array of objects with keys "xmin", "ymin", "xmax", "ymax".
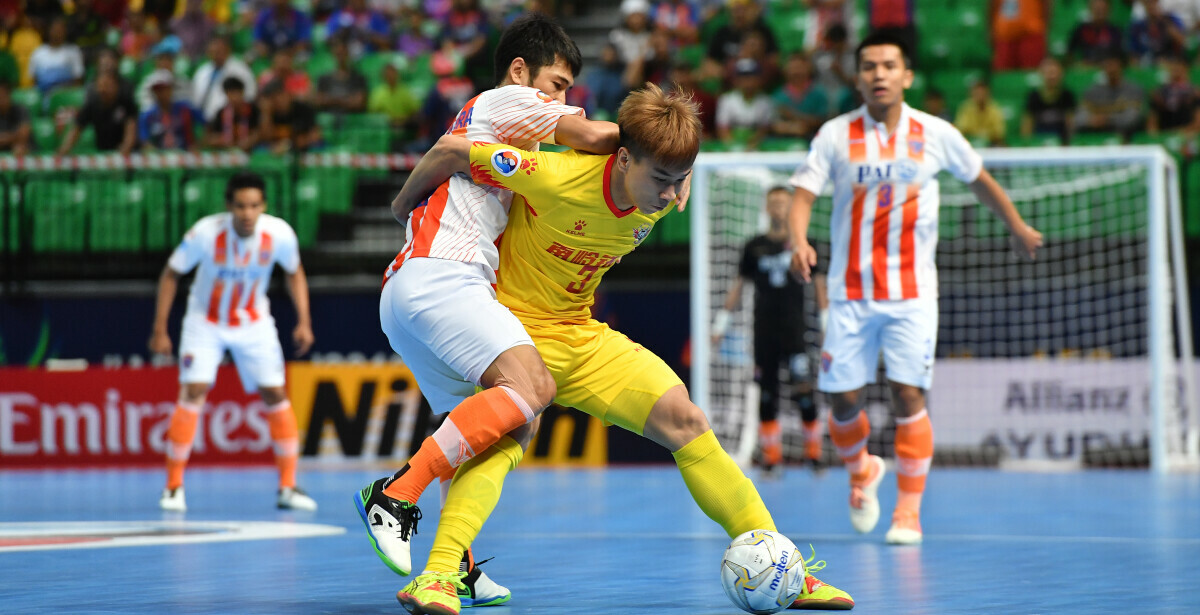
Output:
[{"xmin": 688, "ymin": 146, "xmax": 1198, "ymax": 473}]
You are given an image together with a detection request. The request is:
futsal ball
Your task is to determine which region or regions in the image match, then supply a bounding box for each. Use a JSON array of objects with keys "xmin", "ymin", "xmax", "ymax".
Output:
[{"xmin": 720, "ymin": 529, "xmax": 804, "ymax": 614}]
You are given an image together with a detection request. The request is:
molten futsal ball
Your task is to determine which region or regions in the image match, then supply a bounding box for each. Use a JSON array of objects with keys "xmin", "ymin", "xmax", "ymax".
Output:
[{"xmin": 720, "ymin": 529, "xmax": 804, "ymax": 614}]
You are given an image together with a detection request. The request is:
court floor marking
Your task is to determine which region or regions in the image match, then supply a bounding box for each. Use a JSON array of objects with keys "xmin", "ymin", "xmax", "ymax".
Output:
[{"xmin": 0, "ymin": 521, "xmax": 346, "ymax": 553}]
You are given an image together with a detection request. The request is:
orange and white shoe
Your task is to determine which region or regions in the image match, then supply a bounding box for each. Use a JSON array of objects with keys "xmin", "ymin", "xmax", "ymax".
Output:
[
  {"xmin": 804, "ymin": 437, "xmax": 823, "ymax": 467},
  {"xmin": 848, "ymin": 455, "xmax": 886, "ymax": 534},
  {"xmin": 885, "ymin": 509, "xmax": 923, "ymax": 545}
]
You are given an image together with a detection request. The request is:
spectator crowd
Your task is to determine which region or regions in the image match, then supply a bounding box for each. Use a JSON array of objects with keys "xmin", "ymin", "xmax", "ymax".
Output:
[{"xmin": 0, "ymin": 0, "xmax": 1198, "ymax": 157}]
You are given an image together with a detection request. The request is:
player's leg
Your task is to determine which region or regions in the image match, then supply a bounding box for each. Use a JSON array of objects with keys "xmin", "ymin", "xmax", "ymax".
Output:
[
  {"xmin": 820, "ymin": 300, "xmax": 887, "ymax": 534},
  {"xmin": 752, "ymin": 331, "xmax": 784, "ymax": 474},
  {"xmin": 161, "ymin": 315, "xmax": 221, "ymax": 511},
  {"xmin": 788, "ymin": 351, "xmax": 823, "ymax": 466},
  {"xmin": 378, "ymin": 260, "xmax": 554, "ymax": 507},
  {"xmin": 228, "ymin": 318, "xmax": 316, "ymax": 510},
  {"xmin": 879, "ymin": 297, "xmax": 938, "ymax": 545},
  {"xmin": 359, "ymin": 259, "xmax": 551, "ymax": 577}
]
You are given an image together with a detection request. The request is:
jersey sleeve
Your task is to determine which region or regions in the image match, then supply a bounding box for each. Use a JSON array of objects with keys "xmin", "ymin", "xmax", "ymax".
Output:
[
  {"xmin": 274, "ymin": 221, "xmax": 301, "ymax": 274},
  {"xmin": 167, "ymin": 224, "xmax": 206, "ymax": 274},
  {"xmin": 468, "ymin": 143, "xmax": 573, "ymax": 216},
  {"xmin": 789, "ymin": 124, "xmax": 835, "ymax": 195},
  {"xmin": 937, "ymin": 119, "xmax": 984, "ymax": 183},
  {"xmin": 488, "ymin": 87, "xmax": 585, "ymax": 145}
]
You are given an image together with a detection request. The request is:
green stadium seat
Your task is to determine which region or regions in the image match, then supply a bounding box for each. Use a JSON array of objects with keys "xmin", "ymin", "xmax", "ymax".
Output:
[
  {"xmin": 127, "ymin": 178, "xmax": 171, "ymax": 251},
  {"xmin": 82, "ymin": 178, "xmax": 141, "ymax": 252},
  {"xmin": 305, "ymin": 51, "xmax": 336, "ymax": 79},
  {"xmin": 4, "ymin": 184, "xmax": 20, "ymax": 252},
  {"xmin": 1187, "ymin": 162, "xmax": 1200, "ymax": 238},
  {"xmin": 0, "ymin": 50, "xmax": 18, "ymax": 87},
  {"xmin": 677, "ymin": 45, "xmax": 705, "ymax": 69},
  {"xmin": 929, "ymin": 69, "xmax": 984, "ymax": 111},
  {"xmin": 232, "ymin": 28, "xmax": 255, "ymax": 55},
  {"xmin": 991, "ymin": 70, "xmax": 1038, "ymax": 101},
  {"xmin": 30, "ymin": 117, "xmax": 59, "ymax": 152},
  {"xmin": 358, "ymin": 53, "xmax": 396, "ymax": 87},
  {"xmin": 26, "ymin": 180, "xmax": 85, "ymax": 252},
  {"xmin": 293, "ymin": 176, "xmax": 320, "ymax": 247},
  {"xmin": 48, "ymin": 87, "xmax": 86, "ymax": 117},
  {"xmin": 11, "ymin": 88, "xmax": 38, "ymax": 116},
  {"xmin": 768, "ymin": 8, "xmax": 807, "ymax": 54},
  {"xmin": 1063, "ymin": 68, "xmax": 1100, "ymax": 96},
  {"xmin": 1072, "ymin": 132, "xmax": 1123, "ymax": 146},
  {"xmin": 1124, "ymin": 67, "xmax": 1163, "ymax": 94},
  {"xmin": 182, "ymin": 175, "xmax": 232, "ymax": 230}
]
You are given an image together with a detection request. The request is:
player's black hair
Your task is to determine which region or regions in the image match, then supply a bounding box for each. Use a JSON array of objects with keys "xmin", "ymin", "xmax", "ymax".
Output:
[
  {"xmin": 493, "ymin": 12, "xmax": 583, "ymax": 86},
  {"xmin": 855, "ymin": 30, "xmax": 913, "ymax": 70},
  {"xmin": 222, "ymin": 76, "xmax": 245, "ymax": 92},
  {"xmin": 225, "ymin": 172, "xmax": 267, "ymax": 204}
]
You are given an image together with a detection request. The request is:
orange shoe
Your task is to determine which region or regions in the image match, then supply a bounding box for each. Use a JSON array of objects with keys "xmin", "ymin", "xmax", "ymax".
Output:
[
  {"xmin": 848, "ymin": 455, "xmax": 886, "ymax": 533},
  {"xmin": 885, "ymin": 509, "xmax": 923, "ymax": 545},
  {"xmin": 804, "ymin": 437, "xmax": 822, "ymax": 464}
]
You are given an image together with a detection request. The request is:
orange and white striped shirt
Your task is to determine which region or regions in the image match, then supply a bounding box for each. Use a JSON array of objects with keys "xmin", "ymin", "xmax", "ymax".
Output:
[
  {"xmin": 385, "ymin": 85, "xmax": 585, "ymax": 284},
  {"xmin": 168, "ymin": 213, "xmax": 300, "ymax": 326},
  {"xmin": 790, "ymin": 104, "xmax": 983, "ymax": 301}
]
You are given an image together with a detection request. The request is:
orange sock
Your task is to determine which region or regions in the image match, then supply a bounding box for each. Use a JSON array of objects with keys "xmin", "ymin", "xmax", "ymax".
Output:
[
  {"xmin": 829, "ymin": 410, "xmax": 871, "ymax": 479},
  {"xmin": 267, "ymin": 401, "xmax": 300, "ymax": 489},
  {"xmin": 165, "ymin": 402, "xmax": 200, "ymax": 489},
  {"xmin": 759, "ymin": 419, "xmax": 782, "ymax": 466},
  {"xmin": 802, "ymin": 419, "xmax": 821, "ymax": 459},
  {"xmin": 894, "ymin": 409, "xmax": 933, "ymax": 513},
  {"xmin": 384, "ymin": 385, "xmax": 533, "ymax": 504}
]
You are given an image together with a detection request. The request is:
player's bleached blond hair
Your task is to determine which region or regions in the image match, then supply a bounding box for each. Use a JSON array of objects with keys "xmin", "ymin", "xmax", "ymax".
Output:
[{"xmin": 617, "ymin": 83, "xmax": 702, "ymax": 169}]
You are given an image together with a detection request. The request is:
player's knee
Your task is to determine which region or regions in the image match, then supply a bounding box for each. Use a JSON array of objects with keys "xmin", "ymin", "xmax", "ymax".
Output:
[
  {"xmin": 259, "ymin": 387, "xmax": 287, "ymax": 406},
  {"xmin": 890, "ymin": 384, "xmax": 925, "ymax": 415},
  {"xmin": 830, "ymin": 391, "xmax": 860, "ymax": 418},
  {"xmin": 527, "ymin": 364, "xmax": 557, "ymax": 411},
  {"xmin": 647, "ymin": 392, "xmax": 711, "ymax": 451},
  {"xmin": 180, "ymin": 384, "xmax": 210, "ymax": 405}
]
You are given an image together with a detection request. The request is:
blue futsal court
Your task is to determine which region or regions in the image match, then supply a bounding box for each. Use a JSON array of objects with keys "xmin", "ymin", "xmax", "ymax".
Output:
[{"xmin": 2, "ymin": 465, "xmax": 1199, "ymax": 614}]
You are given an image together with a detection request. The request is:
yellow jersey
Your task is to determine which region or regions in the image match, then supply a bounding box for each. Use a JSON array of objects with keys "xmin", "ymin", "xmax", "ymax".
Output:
[{"xmin": 468, "ymin": 142, "xmax": 672, "ymax": 325}]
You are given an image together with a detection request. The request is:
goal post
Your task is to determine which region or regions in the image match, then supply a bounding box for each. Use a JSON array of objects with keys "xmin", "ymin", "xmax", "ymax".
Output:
[{"xmin": 689, "ymin": 146, "xmax": 1198, "ymax": 473}]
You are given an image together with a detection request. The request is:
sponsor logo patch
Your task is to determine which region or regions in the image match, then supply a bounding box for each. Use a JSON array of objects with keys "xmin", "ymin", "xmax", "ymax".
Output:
[{"xmin": 491, "ymin": 149, "xmax": 521, "ymax": 176}]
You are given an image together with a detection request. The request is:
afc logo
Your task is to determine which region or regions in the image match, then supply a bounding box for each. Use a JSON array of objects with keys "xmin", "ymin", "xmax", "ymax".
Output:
[
  {"xmin": 491, "ymin": 149, "xmax": 521, "ymax": 176},
  {"xmin": 854, "ymin": 159, "xmax": 919, "ymax": 184}
]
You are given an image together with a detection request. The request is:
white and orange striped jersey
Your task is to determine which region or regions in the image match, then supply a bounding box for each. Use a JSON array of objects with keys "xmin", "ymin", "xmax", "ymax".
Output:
[
  {"xmin": 790, "ymin": 103, "xmax": 982, "ymax": 301},
  {"xmin": 385, "ymin": 85, "xmax": 585, "ymax": 284},
  {"xmin": 168, "ymin": 213, "xmax": 300, "ymax": 326}
]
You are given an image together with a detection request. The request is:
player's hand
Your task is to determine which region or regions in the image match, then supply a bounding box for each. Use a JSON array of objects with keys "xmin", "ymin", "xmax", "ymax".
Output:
[
  {"xmin": 674, "ymin": 171, "xmax": 693, "ymax": 212},
  {"xmin": 148, "ymin": 330, "xmax": 173, "ymax": 357},
  {"xmin": 790, "ymin": 241, "xmax": 818, "ymax": 283},
  {"xmin": 293, "ymin": 324, "xmax": 315, "ymax": 357},
  {"xmin": 1011, "ymin": 224, "xmax": 1043, "ymax": 261}
]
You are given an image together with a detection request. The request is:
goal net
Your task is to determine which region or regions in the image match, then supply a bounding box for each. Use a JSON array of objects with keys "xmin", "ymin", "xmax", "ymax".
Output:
[{"xmin": 689, "ymin": 148, "xmax": 1198, "ymax": 472}]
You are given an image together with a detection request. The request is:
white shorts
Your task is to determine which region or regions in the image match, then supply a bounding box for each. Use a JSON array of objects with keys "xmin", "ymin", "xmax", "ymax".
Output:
[
  {"xmin": 380, "ymin": 257, "xmax": 534, "ymax": 414},
  {"xmin": 817, "ymin": 297, "xmax": 938, "ymax": 393},
  {"xmin": 178, "ymin": 314, "xmax": 286, "ymax": 393}
]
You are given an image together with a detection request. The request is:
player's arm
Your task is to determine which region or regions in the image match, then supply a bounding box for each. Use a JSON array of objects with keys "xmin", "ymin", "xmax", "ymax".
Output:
[
  {"xmin": 552, "ymin": 115, "xmax": 619, "ymax": 155},
  {"xmin": 285, "ymin": 264, "xmax": 314, "ymax": 356},
  {"xmin": 969, "ymin": 170, "xmax": 1043, "ymax": 260},
  {"xmin": 788, "ymin": 187, "xmax": 819, "ymax": 282},
  {"xmin": 814, "ymin": 273, "xmax": 829, "ymax": 332},
  {"xmin": 712, "ymin": 276, "xmax": 744, "ymax": 345},
  {"xmin": 149, "ymin": 264, "xmax": 182, "ymax": 356},
  {"xmin": 390, "ymin": 133, "xmax": 472, "ymax": 223}
]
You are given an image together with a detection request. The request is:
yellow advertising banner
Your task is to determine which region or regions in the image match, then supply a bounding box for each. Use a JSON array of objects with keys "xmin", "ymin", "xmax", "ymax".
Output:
[{"xmin": 286, "ymin": 363, "xmax": 606, "ymax": 466}]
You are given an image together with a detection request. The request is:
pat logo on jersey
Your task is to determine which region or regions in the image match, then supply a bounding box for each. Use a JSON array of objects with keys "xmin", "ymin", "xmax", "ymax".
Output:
[
  {"xmin": 632, "ymin": 223, "xmax": 652, "ymax": 246},
  {"xmin": 855, "ymin": 160, "xmax": 919, "ymax": 184},
  {"xmin": 568, "ymin": 219, "xmax": 587, "ymax": 236},
  {"xmin": 491, "ymin": 149, "xmax": 521, "ymax": 177}
]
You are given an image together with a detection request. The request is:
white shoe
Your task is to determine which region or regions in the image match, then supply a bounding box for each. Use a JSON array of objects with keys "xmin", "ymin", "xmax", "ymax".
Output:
[
  {"xmin": 277, "ymin": 486, "xmax": 318, "ymax": 511},
  {"xmin": 159, "ymin": 487, "xmax": 186, "ymax": 512},
  {"xmin": 354, "ymin": 476, "xmax": 420, "ymax": 576},
  {"xmin": 460, "ymin": 563, "xmax": 511, "ymax": 607},
  {"xmin": 885, "ymin": 509, "xmax": 924, "ymax": 545},
  {"xmin": 848, "ymin": 455, "xmax": 886, "ymax": 534}
]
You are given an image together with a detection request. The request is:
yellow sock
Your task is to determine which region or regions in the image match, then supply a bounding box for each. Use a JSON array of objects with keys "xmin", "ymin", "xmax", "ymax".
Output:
[
  {"xmin": 425, "ymin": 436, "xmax": 524, "ymax": 573},
  {"xmin": 672, "ymin": 430, "xmax": 776, "ymax": 537}
]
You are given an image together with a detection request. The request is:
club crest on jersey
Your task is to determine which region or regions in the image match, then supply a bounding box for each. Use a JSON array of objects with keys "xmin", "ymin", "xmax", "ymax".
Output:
[
  {"xmin": 820, "ymin": 351, "xmax": 833, "ymax": 373},
  {"xmin": 908, "ymin": 139, "xmax": 924, "ymax": 155},
  {"xmin": 182, "ymin": 354, "xmax": 194, "ymax": 368},
  {"xmin": 491, "ymin": 149, "xmax": 521, "ymax": 177},
  {"xmin": 632, "ymin": 223, "xmax": 652, "ymax": 246}
]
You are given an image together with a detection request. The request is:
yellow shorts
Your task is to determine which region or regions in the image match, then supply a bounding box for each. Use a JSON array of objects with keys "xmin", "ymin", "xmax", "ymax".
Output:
[{"xmin": 524, "ymin": 319, "xmax": 684, "ymax": 435}]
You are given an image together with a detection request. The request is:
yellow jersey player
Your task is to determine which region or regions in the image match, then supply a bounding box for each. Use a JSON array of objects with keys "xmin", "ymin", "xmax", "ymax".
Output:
[{"xmin": 387, "ymin": 84, "xmax": 855, "ymax": 614}]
